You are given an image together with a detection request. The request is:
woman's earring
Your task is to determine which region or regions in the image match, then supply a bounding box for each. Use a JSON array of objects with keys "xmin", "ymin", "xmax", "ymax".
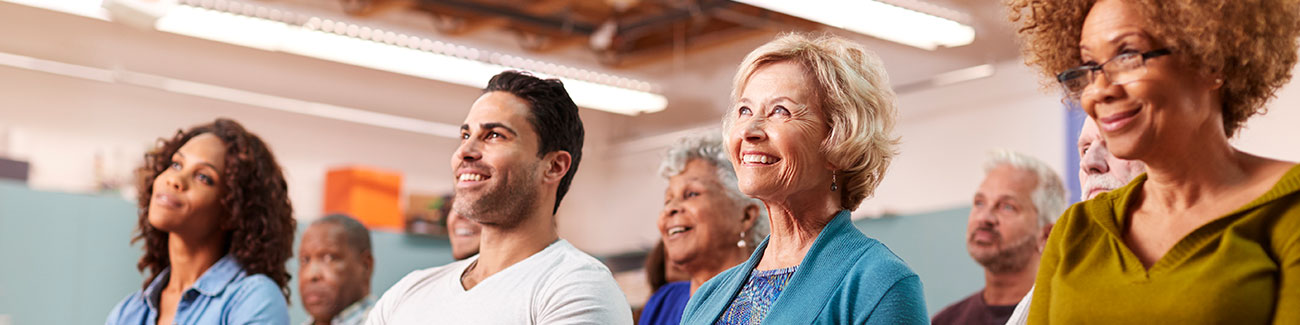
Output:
[
  {"xmin": 737, "ymin": 231, "xmax": 747, "ymax": 248},
  {"xmin": 830, "ymin": 173, "xmax": 838, "ymax": 192}
]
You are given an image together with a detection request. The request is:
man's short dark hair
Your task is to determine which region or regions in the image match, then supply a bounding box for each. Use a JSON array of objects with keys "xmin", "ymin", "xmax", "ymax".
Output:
[
  {"xmin": 311, "ymin": 214, "xmax": 372, "ymax": 255},
  {"xmin": 484, "ymin": 71, "xmax": 585, "ymax": 214}
]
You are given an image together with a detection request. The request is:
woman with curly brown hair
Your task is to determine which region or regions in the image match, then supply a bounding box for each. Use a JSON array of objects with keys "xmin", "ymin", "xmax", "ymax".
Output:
[
  {"xmin": 1005, "ymin": 0, "xmax": 1300, "ymax": 323},
  {"xmin": 106, "ymin": 118, "xmax": 296, "ymax": 325}
]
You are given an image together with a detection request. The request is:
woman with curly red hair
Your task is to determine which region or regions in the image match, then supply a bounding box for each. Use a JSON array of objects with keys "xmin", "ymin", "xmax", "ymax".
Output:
[
  {"xmin": 106, "ymin": 118, "xmax": 296, "ymax": 325},
  {"xmin": 1006, "ymin": 0, "xmax": 1300, "ymax": 323}
]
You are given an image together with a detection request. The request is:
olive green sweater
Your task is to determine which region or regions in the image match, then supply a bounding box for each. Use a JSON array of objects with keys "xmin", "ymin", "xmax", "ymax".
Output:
[{"xmin": 1029, "ymin": 164, "xmax": 1300, "ymax": 324}]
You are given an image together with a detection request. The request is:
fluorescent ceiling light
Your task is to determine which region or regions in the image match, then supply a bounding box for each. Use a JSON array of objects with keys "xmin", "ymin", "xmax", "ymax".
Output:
[
  {"xmin": 2, "ymin": 0, "xmax": 109, "ymax": 19},
  {"xmin": 0, "ymin": 50, "xmax": 462, "ymax": 138},
  {"xmin": 736, "ymin": 0, "xmax": 975, "ymax": 50},
  {"xmin": 149, "ymin": 2, "xmax": 667, "ymax": 116}
]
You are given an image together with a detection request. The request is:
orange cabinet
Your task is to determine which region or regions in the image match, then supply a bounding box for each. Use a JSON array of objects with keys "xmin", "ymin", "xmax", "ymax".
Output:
[{"xmin": 323, "ymin": 166, "xmax": 403, "ymax": 231}]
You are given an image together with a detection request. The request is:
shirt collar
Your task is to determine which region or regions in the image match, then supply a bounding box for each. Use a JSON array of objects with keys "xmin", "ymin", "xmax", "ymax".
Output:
[
  {"xmin": 303, "ymin": 295, "xmax": 376, "ymax": 325},
  {"xmin": 143, "ymin": 268, "xmax": 171, "ymax": 310},
  {"xmin": 141, "ymin": 254, "xmax": 242, "ymax": 309},
  {"xmin": 192, "ymin": 254, "xmax": 243, "ymax": 297}
]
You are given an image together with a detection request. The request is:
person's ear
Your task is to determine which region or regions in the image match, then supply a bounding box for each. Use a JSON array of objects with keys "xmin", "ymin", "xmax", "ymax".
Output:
[
  {"xmin": 1200, "ymin": 67, "xmax": 1224, "ymax": 91},
  {"xmin": 540, "ymin": 151, "xmax": 572, "ymax": 184},
  {"xmin": 741, "ymin": 204, "xmax": 761, "ymax": 230},
  {"xmin": 1037, "ymin": 223, "xmax": 1054, "ymax": 251}
]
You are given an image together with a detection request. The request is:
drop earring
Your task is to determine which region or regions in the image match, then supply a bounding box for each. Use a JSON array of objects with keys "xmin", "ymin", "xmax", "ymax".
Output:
[
  {"xmin": 737, "ymin": 231, "xmax": 747, "ymax": 248},
  {"xmin": 830, "ymin": 172, "xmax": 838, "ymax": 192}
]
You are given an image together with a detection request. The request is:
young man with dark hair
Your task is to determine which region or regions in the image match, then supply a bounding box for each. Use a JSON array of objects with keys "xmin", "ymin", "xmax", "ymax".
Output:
[{"xmin": 367, "ymin": 71, "xmax": 632, "ymax": 324}]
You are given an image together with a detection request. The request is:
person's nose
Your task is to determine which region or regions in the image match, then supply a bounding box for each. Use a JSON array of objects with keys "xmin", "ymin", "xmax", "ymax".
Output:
[
  {"xmin": 303, "ymin": 260, "xmax": 324, "ymax": 282},
  {"xmin": 972, "ymin": 206, "xmax": 998, "ymax": 226},
  {"xmin": 1081, "ymin": 72, "xmax": 1126, "ymax": 108},
  {"xmin": 1081, "ymin": 142, "xmax": 1111, "ymax": 176},
  {"xmin": 163, "ymin": 171, "xmax": 186, "ymax": 192},
  {"xmin": 740, "ymin": 118, "xmax": 767, "ymax": 143},
  {"xmin": 454, "ymin": 137, "xmax": 483, "ymax": 163}
]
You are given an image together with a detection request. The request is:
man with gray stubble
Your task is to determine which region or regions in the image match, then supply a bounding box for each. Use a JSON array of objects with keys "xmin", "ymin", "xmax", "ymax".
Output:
[{"xmin": 934, "ymin": 150, "xmax": 1067, "ymax": 325}]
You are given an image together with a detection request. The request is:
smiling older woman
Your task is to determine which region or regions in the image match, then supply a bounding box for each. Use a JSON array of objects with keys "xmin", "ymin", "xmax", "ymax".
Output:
[
  {"xmin": 1008, "ymin": 0, "xmax": 1300, "ymax": 323},
  {"xmin": 639, "ymin": 133, "xmax": 769, "ymax": 325},
  {"xmin": 680, "ymin": 33, "xmax": 926, "ymax": 324}
]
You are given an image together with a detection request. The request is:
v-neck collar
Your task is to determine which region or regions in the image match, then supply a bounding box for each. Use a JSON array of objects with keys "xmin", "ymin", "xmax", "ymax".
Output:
[
  {"xmin": 1085, "ymin": 164, "xmax": 1300, "ymax": 275},
  {"xmin": 703, "ymin": 210, "xmax": 880, "ymax": 322}
]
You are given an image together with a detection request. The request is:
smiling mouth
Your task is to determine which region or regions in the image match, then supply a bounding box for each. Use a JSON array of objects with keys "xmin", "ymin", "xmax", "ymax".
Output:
[
  {"xmin": 1097, "ymin": 107, "xmax": 1141, "ymax": 131},
  {"xmin": 666, "ymin": 226, "xmax": 692, "ymax": 238},
  {"xmin": 741, "ymin": 153, "xmax": 780, "ymax": 165},
  {"xmin": 457, "ymin": 173, "xmax": 489, "ymax": 182}
]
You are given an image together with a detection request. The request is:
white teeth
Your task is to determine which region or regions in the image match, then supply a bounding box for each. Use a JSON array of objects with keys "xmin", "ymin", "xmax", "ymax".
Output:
[
  {"xmin": 454, "ymin": 228, "xmax": 474, "ymax": 236},
  {"xmin": 742, "ymin": 154, "xmax": 777, "ymax": 164},
  {"xmin": 667, "ymin": 226, "xmax": 689, "ymax": 236},
  {"xmin": 458, "ymin": 173, "xmax": 486, "ymax": 182}
]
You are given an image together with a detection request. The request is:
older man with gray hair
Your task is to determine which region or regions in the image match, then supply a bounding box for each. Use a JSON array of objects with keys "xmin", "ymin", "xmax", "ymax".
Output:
[{"xmin": 933, "ymin": 150, "xmax": 1066, "ymax": 325}]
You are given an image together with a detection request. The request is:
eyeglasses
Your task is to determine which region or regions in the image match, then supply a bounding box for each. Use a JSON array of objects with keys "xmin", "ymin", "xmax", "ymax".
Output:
[{"xmin": 1057, "ymin": 49, "xmax": 1171, "ymax": 99}]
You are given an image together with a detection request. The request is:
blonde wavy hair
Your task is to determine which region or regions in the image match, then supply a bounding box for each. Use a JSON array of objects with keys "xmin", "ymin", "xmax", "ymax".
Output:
[
  {"xmin": 726, "ymin": 32, "xmax": 900, "ymax": 210},
  {"xmin": 1007, "ymin": 0, "xmax": 1300, "ymax": 136}
]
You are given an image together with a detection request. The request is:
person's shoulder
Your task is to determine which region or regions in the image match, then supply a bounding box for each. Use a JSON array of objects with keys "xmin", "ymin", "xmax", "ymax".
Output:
[
  {"xmin": 222, "ymin": 273, "xmax": 289, "ymax": 323},
  {"xmin": 661, "ymin": 281, "xmax": 691, "ymax": 295},
  {"xmin": 648, "ymin": 281, "xmax": 691, "ymax": 304},
  {"xmin": 229, "ymin": 272, "xmax": 279, "ymax": 293},
  {"xmin": 848, "ymin": 238, "xmax": 918, "ymax": 281},
  {"xmin": 930, "ymin": 291, "xmax": 981, "ymax": 325},
  {"xmin": 531, "ymin": 242, "xmax": 633, "ymax": 324},
  {"xmin": 224, "ymin": 273, "xmax": 285, "ymax": 307},
  {"xmin": 545, "ymin": 240, "xmax": 613, "ymax": 272},
  {"xmin": 389, "ymin": 259, "xmax": 471, "ymax": 293},
  {"xmin": 682, "ymin": 261, "xmax": 747, "ymax": 319},
  {"xmin": 106, "ymin": 289, "xmax": 148, "ymax": 323}
]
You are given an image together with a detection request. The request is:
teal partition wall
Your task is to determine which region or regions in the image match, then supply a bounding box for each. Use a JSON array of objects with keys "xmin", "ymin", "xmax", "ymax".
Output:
[
  {"xmin": 0, "ymin": 181, "xmax": 453, "ymax": 325},
  {"xmin": 0, "ymin": 181, "xmax": 142, "ymax": 325},
  {"xmin": 854, "ymin": 207, "xmax": 983, "ymax": 318}
]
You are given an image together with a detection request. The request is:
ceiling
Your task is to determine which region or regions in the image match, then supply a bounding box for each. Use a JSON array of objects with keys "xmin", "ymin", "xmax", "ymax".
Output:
[{"xmin": 3, "ymin": 0, "xmax": 1027, "ymax": 143}]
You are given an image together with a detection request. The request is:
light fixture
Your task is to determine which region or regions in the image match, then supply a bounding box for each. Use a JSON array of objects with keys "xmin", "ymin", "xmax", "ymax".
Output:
[
  {"xmin": 0, "ymin": 50, "xmax": 463, "ymax": 138},
  {"xmin": 735, "ymin": 0, "xmax": 975, "ymax": 50}
]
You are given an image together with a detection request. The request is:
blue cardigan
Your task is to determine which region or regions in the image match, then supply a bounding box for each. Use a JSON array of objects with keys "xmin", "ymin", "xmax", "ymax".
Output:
[{"xmin": 681, "ymin": 210, "xmax": 927, "ymax": 324}]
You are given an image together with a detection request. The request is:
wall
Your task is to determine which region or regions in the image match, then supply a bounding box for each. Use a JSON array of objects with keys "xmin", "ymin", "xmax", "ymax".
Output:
[{"xmin": 854, "ymin": 207, "xmax": 981, "ymax": 317}]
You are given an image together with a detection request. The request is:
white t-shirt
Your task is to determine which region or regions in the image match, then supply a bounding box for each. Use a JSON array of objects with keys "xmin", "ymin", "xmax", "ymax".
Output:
[{"xmin": 365, "ymin": 239, "xmax": 632, "ymax": 324}]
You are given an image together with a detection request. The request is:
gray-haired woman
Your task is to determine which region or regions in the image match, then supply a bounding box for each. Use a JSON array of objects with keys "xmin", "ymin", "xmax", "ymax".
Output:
[{"xmin": 640, "ymin": 133, "xmax": 768, "ymax": 325}]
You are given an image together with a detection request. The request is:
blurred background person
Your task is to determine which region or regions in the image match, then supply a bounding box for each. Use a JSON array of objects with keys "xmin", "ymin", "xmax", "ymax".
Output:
[
  {"xmin": 299, "ymin": 214, "xmax": 374, "ymax": 325},
  {"xmin": 106, "ymin": 118, "xmax": 296, "ymax": 325},
  {"xmin": 1004, "ymin": 117, "xmax": 1148, "ymax": 325},
  {"xmin": 932, "ymin": 150, "xmax": 1064, "ymax": 325},
  {"xmin": 642, "ymin": 240, "xmax": 689, "ymax": 295},
  {"xmin": 640, "ymin": 133, "xmax": 768, "ymax": 325},
  {"xmin": 1009, "ymin": 0, "xmax": 1300, "ymax": 322},
  {"xmin": 1077, "ymin": 117, "xmax": 1147, "ymax": 201},
  {"xmin": 682, "ymin": 32, "xmax": 926, "ymax": 324},
  {"xmin": 445, "ymin": 208, "xmax": 482, "ymax": 260}
]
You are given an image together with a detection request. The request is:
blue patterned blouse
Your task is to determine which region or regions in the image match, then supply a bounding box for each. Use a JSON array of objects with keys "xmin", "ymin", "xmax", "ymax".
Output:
[{"xmin": 716, "ymin": 266, "xmax": 799, "ymax": 325}]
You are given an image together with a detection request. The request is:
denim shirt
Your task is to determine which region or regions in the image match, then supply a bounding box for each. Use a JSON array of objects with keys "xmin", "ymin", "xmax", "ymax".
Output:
[{"xmin": 106, "ymin": 254, "xmax": 289, "ymax": 325}]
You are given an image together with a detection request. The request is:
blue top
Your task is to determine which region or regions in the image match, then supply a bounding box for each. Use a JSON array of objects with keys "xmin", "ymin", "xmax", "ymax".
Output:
[
  {"xmin": 639, "ymin": 281, "xmax": 691, "ymax": 325},
  {"xmin": 106, "ymin": 254, "xmax": 289, "ymax": 325},
  {"xmin": 682, "ymin": 210, "xmax": 928, "ymax": 324},
  {"xmin": 717, "ymin": 266, "xmax": 798, "ymax": 324}
]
